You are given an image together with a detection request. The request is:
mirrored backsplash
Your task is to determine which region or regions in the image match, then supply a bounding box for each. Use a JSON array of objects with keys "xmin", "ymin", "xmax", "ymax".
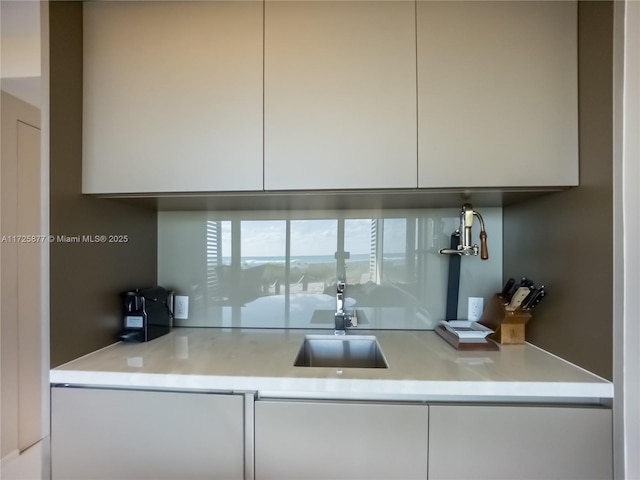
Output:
[{"xmin": 158, "ymin": 208, "xmax": 502, "ymax": 330}]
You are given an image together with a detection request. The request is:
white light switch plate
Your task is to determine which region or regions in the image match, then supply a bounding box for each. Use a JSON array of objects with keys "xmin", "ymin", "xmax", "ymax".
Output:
[
  {"xmin": 468, "ymin": 297, "xmax": 484, "ymax": 322},
  {"xmin": 174, "ymin": 295, "xmax": 189, "ymax": 320}
]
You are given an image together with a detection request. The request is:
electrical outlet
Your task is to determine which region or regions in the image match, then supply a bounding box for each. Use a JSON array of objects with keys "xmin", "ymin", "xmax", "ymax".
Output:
[
  {"xmin": 468, "ymin": 297, "xmax": 484, "ymax": 322},
  {"xmin": 174, "ymin": 295, "xmax": 189, "ymax": 320}
]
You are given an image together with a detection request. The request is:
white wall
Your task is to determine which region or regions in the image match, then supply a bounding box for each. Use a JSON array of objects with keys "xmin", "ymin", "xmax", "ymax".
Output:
[
  {"xmin": 0, "ymin": 0, "xmax": 41, "ymax": 106},
  {"xmin": 613, "ymin": 1, "xmax": 640, "ymax": 479}
]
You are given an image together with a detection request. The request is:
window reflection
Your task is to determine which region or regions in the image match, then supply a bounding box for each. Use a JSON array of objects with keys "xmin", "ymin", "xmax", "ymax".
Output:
[
  {"xmin": 290, "ymin": 219, "xmax": 337, "ymax": 294},
  {"xmin": 207, "ymin": 216, "xmax": 425, "ymax": 309},
  {"xmin": 161, "ymin": 208, "xmax": 501, "ymax": 329}
]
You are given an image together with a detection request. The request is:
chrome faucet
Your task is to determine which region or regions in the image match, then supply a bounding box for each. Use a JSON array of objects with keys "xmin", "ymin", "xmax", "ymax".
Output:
[{"xmin": 335, "ymin": 280, "xmax": 355, "ymax": 335}]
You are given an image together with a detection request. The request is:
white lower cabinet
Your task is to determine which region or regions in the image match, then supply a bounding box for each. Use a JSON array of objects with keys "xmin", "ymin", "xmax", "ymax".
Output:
[
  {"xmin": 254, "ymin": 400, "xmax": 429, "ymax": 480},
  {"xmin": 51, "ymin": 388, "xmax": 613, "ymax": 480},
  {"xmin": 428, "ymin": 405, "xmax": 613, "ymax": 480},
  {"xmin": 51, "ymin": 387, "xmax": 244, "ymax": 480}
]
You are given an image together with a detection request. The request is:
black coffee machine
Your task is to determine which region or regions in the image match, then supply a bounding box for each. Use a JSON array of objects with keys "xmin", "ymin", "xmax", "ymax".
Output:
[{"xmin": 120, "ymin": 286, "xmax": 174, "ymax": 342}]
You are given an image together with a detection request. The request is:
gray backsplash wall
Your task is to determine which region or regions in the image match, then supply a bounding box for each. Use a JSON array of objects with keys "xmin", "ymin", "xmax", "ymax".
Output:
[{"xmin": 158, "ymin": 208, "xmax": 502, "ymax": 330}]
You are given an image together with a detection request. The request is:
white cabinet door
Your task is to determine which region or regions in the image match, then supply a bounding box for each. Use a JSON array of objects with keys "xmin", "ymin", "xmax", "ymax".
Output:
[
  {"xmin": 83, "ymin": 2, "xmax": 263, "ymax": 194},
  {"xmin": 51, "ymin": 387, "xmax": 244, "ymax": 480},
  {"xmin": 255, "ymin": 400, "xmax": 428, "ymax": 480},
  {"xmin": 429, "ymin": 405, "xmax": 612, "ymax": 480},
  {"xmin": 417, "ymin": 1, "xmax": 578, "ymax": 188},
  {"xmin": 264, "ymin": 1, "xmax": 417, "ymax": 190}
]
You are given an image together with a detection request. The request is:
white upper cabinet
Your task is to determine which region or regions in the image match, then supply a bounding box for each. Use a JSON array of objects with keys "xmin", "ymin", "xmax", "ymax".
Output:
[
  {"xmin": 264, "ymin": 1, "xmax": 417, "ymax": 191},
  {"xmin": 83, "ymin": 1, "xmax": 578, "ymax": 195},
  {"xmin": 82, "ymin": 1, "xmax": 263, "ymax": 194},
  {"xmin": 417, "ymin": 1, "xmax": 578, "ymax": 188}
]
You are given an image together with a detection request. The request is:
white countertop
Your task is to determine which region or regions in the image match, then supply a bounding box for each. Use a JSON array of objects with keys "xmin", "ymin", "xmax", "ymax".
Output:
[{"xmin": 50, "ymin": 328, "xmax": 613, "ymax": 404}]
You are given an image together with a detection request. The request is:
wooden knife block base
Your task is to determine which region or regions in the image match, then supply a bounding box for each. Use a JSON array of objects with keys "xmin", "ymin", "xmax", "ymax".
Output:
[{"xmin": 478, "ymin": 294, "xmax": 532, "ymax": 345}]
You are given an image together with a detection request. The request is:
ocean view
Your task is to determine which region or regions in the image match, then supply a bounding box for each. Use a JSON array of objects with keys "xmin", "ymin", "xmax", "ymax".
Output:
[{"xmin": 217, "ymin": 253, "xmax": 406, "ymax": 267}]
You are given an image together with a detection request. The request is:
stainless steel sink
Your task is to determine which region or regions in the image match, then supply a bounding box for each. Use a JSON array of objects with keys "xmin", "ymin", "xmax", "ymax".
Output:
[{"xmin": 294, "ymin": 334, "xmax": 388, "ymax": 368}]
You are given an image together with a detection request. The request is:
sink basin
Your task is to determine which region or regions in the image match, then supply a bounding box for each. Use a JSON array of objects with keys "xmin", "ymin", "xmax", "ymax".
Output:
[{"xmin": 294, "ymin": 335, "xmax": 388, "ymax": 368}]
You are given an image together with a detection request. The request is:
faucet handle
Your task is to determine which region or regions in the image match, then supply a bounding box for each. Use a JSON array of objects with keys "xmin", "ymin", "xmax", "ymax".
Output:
[
  {"xmin": 479, "ymin": 230, "xmax": 489, "ymax": 260},
  {"xmin": 350, "ymin": 310, "xmax": 357, "ymax": 327}
]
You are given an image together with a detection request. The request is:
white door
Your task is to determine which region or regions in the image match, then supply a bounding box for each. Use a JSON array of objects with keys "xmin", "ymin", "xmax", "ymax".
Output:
[{"xmin": 1, "ymin": 91, "xmax": 46, "ymax": 470}]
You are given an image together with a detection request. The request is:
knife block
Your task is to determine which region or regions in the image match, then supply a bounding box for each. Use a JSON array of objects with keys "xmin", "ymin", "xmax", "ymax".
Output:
[{"xmin": 478, "ymin": 294, "xmax": 532, "ymax": 344}]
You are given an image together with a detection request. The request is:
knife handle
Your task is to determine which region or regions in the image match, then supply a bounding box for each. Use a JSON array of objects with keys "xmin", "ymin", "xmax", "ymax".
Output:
[
  {"xmin": 479, "ymin": 230, "xmax": 488, "ymax": 260},
  {"xmin": 506, "ymin": 286, "xmax": 530, "ymax": 311},
  {"xmin": 527, "ymin": 288, "xmax": 546, "ymax": 309},
  {"xmin": 500, "ymin": 278, "xmax": 515, "ymax": 300},
  {"xmin": 520, "ymin": 289, "xmax": 536, "ymax": 309}
]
